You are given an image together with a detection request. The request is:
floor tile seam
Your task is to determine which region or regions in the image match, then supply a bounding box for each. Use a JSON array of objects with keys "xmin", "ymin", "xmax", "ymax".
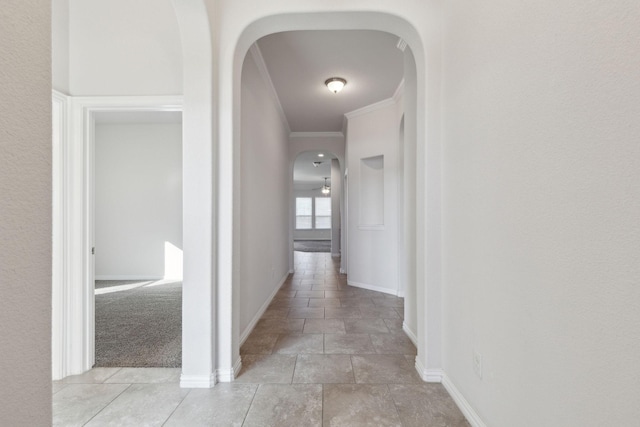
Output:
[
  {"xmin": 100, "ymin": 367, "xmax": 122, "ymax": 383},
  {"xmin": 239, "ymin": 384, "xmax": 261, "ymax": 427},
  {"xmin": 321, "ymin": 383, "xmax": 325, "ymax": 427},
  {"xmin": 349, "ymin": 355, "xmax": 357, "ymax": 384},
  {"xmin": 385, "ymin": 383, "xmax": 406, "ymax": 426},
  {"xmin": 291, "ymin": 354, "xmax": 301, "ymax": 385},
  {"xmin": 160, "ymin": 386, "xmax": 194, "ymax": 427},
  {"xmin": 52, "ymin": 383, "xmax": 68, "ymax": 395},
  {"xmin": 80, "ymin": 382, "xmax": 133, "ymax": 426}
]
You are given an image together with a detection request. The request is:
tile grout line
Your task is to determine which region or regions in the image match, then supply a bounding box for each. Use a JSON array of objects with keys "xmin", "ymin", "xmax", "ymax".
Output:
[
  {"xmin": 80, "ymin": 383, "xmax": 133, "ymax": 426},
  {"xmin": 386, "ymin": 383, "xmax": 405, "ymax": 426},
  {"xmin": 240, "ymin": 384, "xmax": 261, "ymax": 427},
  {"xmin": 160, "ymin": 387, "xmax": 193, "ymax": 426}
]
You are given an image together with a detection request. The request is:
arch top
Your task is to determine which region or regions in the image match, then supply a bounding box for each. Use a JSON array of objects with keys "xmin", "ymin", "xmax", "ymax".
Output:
[{"xmin": 234, "ymin": 11, "xmax": 425, "ymax": 68}]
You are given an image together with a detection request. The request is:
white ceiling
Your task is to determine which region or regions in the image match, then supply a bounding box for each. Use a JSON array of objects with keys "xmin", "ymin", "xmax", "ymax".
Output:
[
  {"xmin": 293, "ymin": 151, "xmax": 337, "ymax": 190},
  {"xmin": 256, "ymin": 30, "xmax": 404, "ymax": 133}
]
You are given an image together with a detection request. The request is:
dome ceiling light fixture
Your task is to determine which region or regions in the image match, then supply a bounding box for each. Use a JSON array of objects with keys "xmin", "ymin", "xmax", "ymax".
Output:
[{"xmin": 325, "ymin": 77, "xmax": 347, "ymax": 94}]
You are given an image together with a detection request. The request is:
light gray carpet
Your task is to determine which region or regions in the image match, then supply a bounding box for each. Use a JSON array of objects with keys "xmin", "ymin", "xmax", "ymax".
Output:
[
  {"xmin": 294, "ymin": 240, "xmax": 332, "ymax": 252},
  {"xmin": 94, "ymin": 280, "xmax": 181, "ymax": 368}
]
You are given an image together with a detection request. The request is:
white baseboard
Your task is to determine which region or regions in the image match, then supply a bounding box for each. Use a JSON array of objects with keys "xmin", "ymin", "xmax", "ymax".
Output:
[
  {"xmin": 442, "ymin": 374, "xmax": 487, "ymax": 427},
  {"xmin": 180, "ymin": 373, "xmax": 216, "ymax": 388},
  {"xmin": 415, "ymin": 357, "xmax": 444, "ymax": 383},
  {"xmin": 95, "ymin": 275, "xmax": 164, "ymax": 281},
  {"xmin": 217, "ymin": 357, "xmax": 242, "ymax": 383},
  {"xmin": 402, "ymin": 322, "xmax": 417, "ymax": 346},
  {"xmin": 239, "ymin": 271, "xmax": 289, "ymax": 345},
  {"xmin": 347, "ymin": 279, "xmax": 397, "ymax": 296}
]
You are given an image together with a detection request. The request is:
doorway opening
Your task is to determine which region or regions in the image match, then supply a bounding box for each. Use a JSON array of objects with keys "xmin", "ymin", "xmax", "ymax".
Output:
[
  {"xmin": 292, "ymin": 151, "xmax": 340, "ymax": 255},
  {"xmin": 93, "ymin": 110, "xmax": 183, "ymax": 368}
]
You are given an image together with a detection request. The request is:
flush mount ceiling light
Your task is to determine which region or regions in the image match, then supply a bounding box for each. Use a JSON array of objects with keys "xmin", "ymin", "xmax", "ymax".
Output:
[
  {"xmin": 325, "ymin": 77, "xmax": 347, "ymax": 94},
  {"xmin": 317, "ymin": 153, "xmax": 325, "ymax": 157},
  {"xmin": 321, "ymin": 177, "xmax": 331, "ymax": 195}
]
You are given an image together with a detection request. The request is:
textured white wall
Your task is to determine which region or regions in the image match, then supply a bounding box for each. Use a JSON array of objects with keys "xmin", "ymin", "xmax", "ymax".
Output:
[
  {"xmin": 441, "ymin": 1, "xmax": 640, "ymax": 425},
  {"xmin": 239, "ymin": 52, "xmax": 291, "ymax": 335},
  {"xmin": 95, "ymin": 122, "xmax": 183, "ymax": 279},
  {"xmin": 69, "ymin": 0, "xmax": 182, "ymax": 95},
  {"xmin": 346, "ymin": 103, "xmax": 400, "ymax": 295},
  {"xmin": 0, "ymin": 1, "xmax": 51, "ymax": 424}
]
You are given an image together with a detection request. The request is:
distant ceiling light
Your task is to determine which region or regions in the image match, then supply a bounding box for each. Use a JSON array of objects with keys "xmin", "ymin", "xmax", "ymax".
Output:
[
  {"xmin": 317, "ymin": 153, "xmax": 325, "ymax": 157},
  {"xmin": 322, "ymin": 177, "xmax": 331, "ymax": 195},
  {"xmin": 313, "ymin": 161, "xmax": 323, "ymax": 167},
  {"xmin": 325, "ymin": 77, "xmax": 347, "ymax": 94}
]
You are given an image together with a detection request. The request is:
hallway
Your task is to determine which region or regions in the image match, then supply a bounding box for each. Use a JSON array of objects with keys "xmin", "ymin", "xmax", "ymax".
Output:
[{"xmin": 53, "ymin": 252, "xmax": 467, "ymax": 426}]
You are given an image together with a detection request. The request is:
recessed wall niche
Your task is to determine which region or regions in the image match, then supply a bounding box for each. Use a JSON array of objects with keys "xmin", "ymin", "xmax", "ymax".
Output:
[{"xmin": 359, "ymin": 155, "xmax": 384, "ymax": 227}]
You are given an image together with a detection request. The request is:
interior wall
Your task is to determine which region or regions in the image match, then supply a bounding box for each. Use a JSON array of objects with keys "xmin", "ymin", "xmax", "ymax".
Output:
[
  {"xmin": 345, "ymin": 102, "xmax": 400, "ymax": 295},
  {"xmin": 330, "ymin": 158, "xmax": 342, "ymax": 256},
  {"xmin": 0, "ymin": 1, "xmax": 51, "ymax": 424},
  {"xmin": 95, "ymin": 122, "xmax": 183, "ymax": 280},
  {"xmin": 68, "ymin": 0, "xmax": 182, "ymax": 95},
  {"xmin": 441, "ymin": 1, "xmax": 640, "ymax": 425},
  {"xmin": 293, "ymin": 189, "xmax": 332, "ymax": 241},
  {"xmin": 52, "ymin": 0, "xmax": 70, "ymax": 93},
  {"xmin": 239, "ymin": 51, "xmax": 291, "ymax": 336}
]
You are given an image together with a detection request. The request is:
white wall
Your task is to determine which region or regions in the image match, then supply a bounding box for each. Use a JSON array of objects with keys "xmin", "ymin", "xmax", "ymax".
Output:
[
  {"xmin": 441, "ymin": 1, "xmax": 640, "ymax": 425},
  {"xmin": 95, "ymin": 122, "xmax": 182, "ymax": 280},
  {"xmin": 0, "ymin": 1, "xmax": 51, "ymax": 424},
  {"xmin": 239, "ymin": 51, "xmax": 291, "ymax": 336},
  {"xmin": 68, "ymin": 0, "xmax": 182, "ymax": 95},
  {"xmin": 345, "ymin": 101, "xmax": 400, "ymax": 295},
  {"xmin": 293, "ymin": 189, "xmax": 332, "ymax": 240},
  {"xmin": 330, "ymin": 159, "xmax": 342, "ymax": 256},
  {"xmin": 52, "ymin": 0, "xmax": 70, "ymax": 93}
]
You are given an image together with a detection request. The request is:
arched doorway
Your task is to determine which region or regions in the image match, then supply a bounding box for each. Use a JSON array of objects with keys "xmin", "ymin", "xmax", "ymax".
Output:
[{"xmin": 173, "ymin": 4, "xmax": 440, "ymax": 387}]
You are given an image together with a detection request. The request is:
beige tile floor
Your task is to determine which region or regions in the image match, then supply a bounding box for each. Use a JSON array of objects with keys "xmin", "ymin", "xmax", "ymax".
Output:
[{"xmin": 53, "ymin": 252, "xmax": 469, "ymax": 426}]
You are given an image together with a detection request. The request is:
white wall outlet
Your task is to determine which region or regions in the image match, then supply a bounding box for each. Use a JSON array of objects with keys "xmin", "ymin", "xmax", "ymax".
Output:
[{"xmin": 473, "ymin": 350, "xmax": 483, "ymax": 379}]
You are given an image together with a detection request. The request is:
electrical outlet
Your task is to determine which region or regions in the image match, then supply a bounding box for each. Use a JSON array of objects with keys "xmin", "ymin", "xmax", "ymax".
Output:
[{"xmin": 473, "ymin": 350, "xmax": 482, "ymax": 379}]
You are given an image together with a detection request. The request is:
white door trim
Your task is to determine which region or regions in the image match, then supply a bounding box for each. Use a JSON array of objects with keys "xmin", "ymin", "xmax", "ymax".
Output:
[{"xmin": 52, "ymin": 94, "xmax": 183, "ymax": 378}]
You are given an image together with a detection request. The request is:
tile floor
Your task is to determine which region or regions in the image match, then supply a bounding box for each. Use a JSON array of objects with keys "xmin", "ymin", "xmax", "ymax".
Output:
[{"xmin": 53, "ymin": 252, "xmax": 469, "ymax": 426}]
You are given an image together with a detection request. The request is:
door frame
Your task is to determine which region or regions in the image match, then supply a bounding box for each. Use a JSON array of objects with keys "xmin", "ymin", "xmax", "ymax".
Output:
[{"xmin": 52, "ymin": 95, "xmax": 183, "ymax": 379}]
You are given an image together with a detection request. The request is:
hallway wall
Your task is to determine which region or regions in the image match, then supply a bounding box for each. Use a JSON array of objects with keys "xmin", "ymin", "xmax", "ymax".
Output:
[
  {"xmin": 440, "ymin": 1, "xmax": 640, "ymax": 425},
  {"xmin": 239, "ymin": 50, "xmax": 291, "ymax": 336},
  {"xmin": 0, "ymin": 2, "xmax": 51, "ymax": 425},
  {"xmin": 345, "ymin": 101, "xmax": 401, "ymax": 295}
]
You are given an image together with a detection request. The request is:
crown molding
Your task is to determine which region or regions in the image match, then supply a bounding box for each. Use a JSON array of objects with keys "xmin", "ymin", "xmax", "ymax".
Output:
[
  {"xmin": 249, "ymin": 43, "xmax": 291, "ymax": 134},
  {"xmin": 344, "ymin": 97, "xmax": 396, "ymax": 120},
  {"xmin": 289, "ymin": 131, "xmax": 344, "ymax": 138},
  {"xmin": 343, "ymin": 79, "xmax": 404, "ymax": 121}
]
